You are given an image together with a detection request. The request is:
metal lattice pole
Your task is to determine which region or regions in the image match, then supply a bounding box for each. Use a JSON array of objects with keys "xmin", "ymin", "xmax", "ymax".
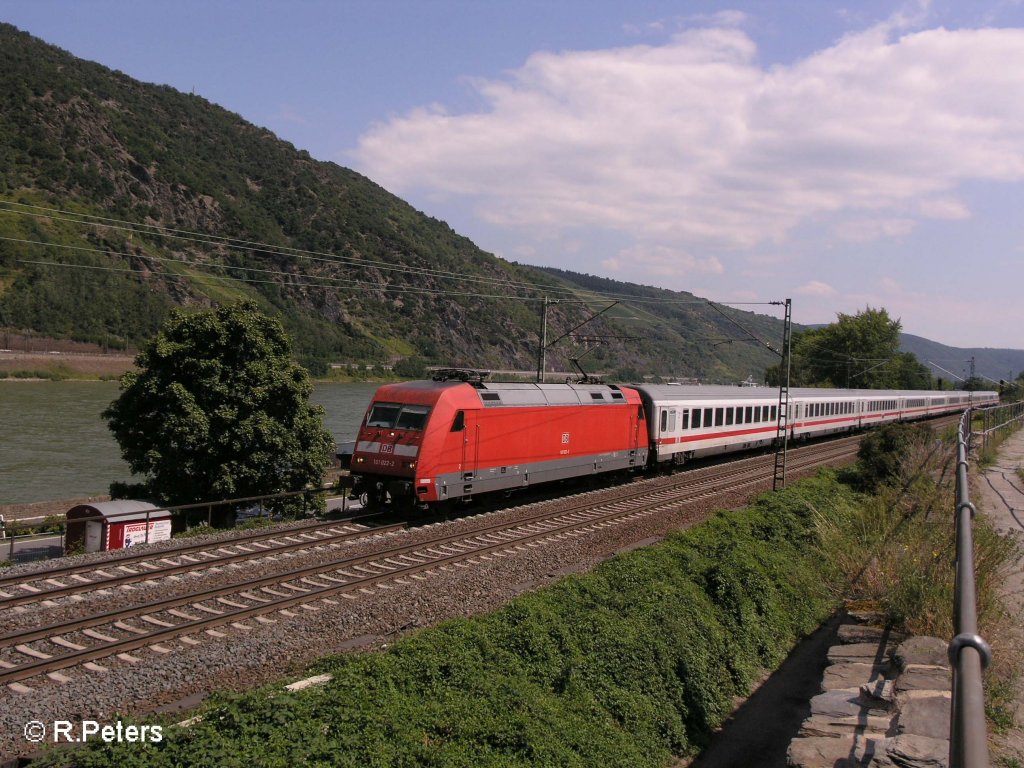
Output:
[{"xmin": 773, "ymin": 298, "xmax": 793, "ymax": 491}]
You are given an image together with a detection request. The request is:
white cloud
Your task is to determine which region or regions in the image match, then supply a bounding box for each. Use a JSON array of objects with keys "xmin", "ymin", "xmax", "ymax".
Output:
[
  {"xmin": 918, "ymin": 197, "xmax": 971, "ymax": 220},
  {"xmin": 603, "ymin": 244, "xmax": 724, "ymax": 278},
  {"xmin": 835, "ymin": 217, "xmax": 917, "ymax": 242},
  {"xmin": 352, "ymin": 17, "xmax": 1024, "ymax": 254},
  {"xmin": 795, "ymin": 280, "xmax": 837, "ymax": 296}
]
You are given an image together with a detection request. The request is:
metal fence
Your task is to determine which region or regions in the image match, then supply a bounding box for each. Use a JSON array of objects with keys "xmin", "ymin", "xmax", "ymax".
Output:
[
  {"xmin": 1, "ymin": 479, "xmax": 355, "ymax": 565},
  {"xmin": 977, "ymin": 400, "xmax": 1024, "ymax": 454},
  {"xmin": 949, "ymin": 408, "xmax": 992, "ymax": 768}
]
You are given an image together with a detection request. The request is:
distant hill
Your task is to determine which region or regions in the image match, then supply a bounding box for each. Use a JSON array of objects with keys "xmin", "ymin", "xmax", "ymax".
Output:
[
  {"xmin": 899, "ymin": 334, "xmax": 1024, "ymax": 387},
  {"xmin": 0, "ymin": 22, "xmax": 783, "ymax": 382}
]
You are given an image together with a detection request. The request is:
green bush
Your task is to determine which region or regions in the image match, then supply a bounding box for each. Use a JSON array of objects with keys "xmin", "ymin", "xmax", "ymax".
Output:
[{"xmin": 854, "ymin": 422, "xmax": 933, "ymax": 491}]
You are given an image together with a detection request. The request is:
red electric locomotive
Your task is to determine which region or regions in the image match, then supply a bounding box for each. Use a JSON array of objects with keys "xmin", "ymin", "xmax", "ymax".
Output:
[{"xmin": 350, "ymin": 373, "xmax": 649, "ymax": 508}]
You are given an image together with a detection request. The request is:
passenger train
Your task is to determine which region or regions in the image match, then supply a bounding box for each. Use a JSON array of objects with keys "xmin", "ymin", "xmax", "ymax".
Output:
[{"xmin": 348, "ymin": 373, "xmax": 998, "ymax": 509}]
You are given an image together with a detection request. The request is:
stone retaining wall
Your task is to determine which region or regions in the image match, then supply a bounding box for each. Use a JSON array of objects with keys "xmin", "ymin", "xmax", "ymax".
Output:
[{"xmin": 788, "ymin": 611, "xmax": 952, "ymax": 768}]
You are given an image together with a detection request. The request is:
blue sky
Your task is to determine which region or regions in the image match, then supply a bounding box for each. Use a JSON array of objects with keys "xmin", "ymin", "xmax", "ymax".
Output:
[{"xmin": 3, "ymin": 0, "xmax": 1023, "ymax": 350}]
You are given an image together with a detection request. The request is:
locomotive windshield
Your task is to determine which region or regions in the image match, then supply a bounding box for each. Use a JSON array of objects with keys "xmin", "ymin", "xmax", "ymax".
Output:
[
  {"xmin": 365, "ymin": 403, "xmax": 431, "ymax": 430},
  {"xmin": 395, "ymin": 405, "xmax": 430, "ymax": 430}
]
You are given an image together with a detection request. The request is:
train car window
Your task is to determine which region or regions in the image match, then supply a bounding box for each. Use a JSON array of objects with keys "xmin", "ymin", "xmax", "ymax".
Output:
[
  {"xmin": 745, "ymin": 406, "xmax": 752, "ymax": 423},
  {"xmin": 725, "ymin": 408, "xmax": 734, "ymax": 426},
  {"xmin": 704, "ymin": 407, "xmax": 714, "ymax": 427},
  {"xmin": 660, "ymin": 409, "xmax": 668, "ymax": 432},
  {"xmin": 396, "ymin": 405, "xmax": 431, "ymax": 430},
  {"xmin": 367, "ymin": 403, "xmax": 401, "ymax": 428},
  {"xmin": 692, "ymin": 409, "xmax": 702, "ymax": 428},
  {"xmin": 715, "ymin": 407, "xmax": 724, "ymax": 427},
  {"xmin": 668, "ymin": 409, "xmax": 677, "ymax": 431},
  {"xmin": 450, "ymin": 411, "xmax": 465, "ymax": 432},
  {"xmin": 682, "ymin": 409, "xmax": 690, "ymax": 429},
  {"xmin": 770, "ymin": 405, "xmax": 778, "ymax": 421}
]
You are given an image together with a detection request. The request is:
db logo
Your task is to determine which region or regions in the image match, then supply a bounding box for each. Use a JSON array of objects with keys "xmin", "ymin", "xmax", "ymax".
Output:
[
  {"xmin": 561, "ymin": 433, "xmax": 570, "ymax": 444},
  {"xmin": 380, "ymin": 444, "xmax": 394, "ymax": 454}
]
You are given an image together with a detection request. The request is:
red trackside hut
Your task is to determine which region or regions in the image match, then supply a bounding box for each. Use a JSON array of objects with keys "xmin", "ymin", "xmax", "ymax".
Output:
[
  {"xmin": 65, "ymin": 500, "xmax": 172, "ymax": 554},
  {"xmin": 351, "ymin": 379, "xmax": 649, "ymax": 508}
]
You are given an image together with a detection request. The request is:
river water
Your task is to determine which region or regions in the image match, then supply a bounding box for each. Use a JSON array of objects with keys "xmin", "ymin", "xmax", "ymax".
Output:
[{"xmin": 0, "ymin": 382, "xmax": 381, "ymax": 505}]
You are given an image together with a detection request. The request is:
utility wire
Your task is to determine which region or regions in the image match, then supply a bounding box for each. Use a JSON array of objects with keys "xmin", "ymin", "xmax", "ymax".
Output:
[{"xmin": 0, "ymin": 201, "xmax": 782, "ymax": 309}]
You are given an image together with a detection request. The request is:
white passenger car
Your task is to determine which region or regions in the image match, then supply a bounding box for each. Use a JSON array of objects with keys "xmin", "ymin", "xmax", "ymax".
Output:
[{"xmin": 631, "ymin": 385, "xmax": 998, "ymax": 466}]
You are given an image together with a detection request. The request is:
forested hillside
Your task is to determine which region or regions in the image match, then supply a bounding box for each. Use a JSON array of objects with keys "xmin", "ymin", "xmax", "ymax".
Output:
[
  {"xmin": 0, "ymin": 23, "xmax": 783, "ymax": 381},
  {"xmin": 899, "ymin": 334, "xmax": 1024, "ymax": 386}
]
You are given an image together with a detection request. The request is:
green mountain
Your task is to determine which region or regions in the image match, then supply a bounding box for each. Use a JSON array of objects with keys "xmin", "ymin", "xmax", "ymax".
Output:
[
  {"xmin": 0, "ymin": 22, "xmax": 783, "ymax": 382},
  {"xmin": 899, "ymin": 334, "xmax": 1024, "ymax": 387}
]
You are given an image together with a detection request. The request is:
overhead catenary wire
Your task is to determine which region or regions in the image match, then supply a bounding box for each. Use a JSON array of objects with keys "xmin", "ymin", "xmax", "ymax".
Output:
[
  {"xmin": 0, "ymin": 200, "xmax": 782, "ymax": 308},
  {"xmin": 2, "ymin": 200, "xmax": 797, "ymax": 360}
]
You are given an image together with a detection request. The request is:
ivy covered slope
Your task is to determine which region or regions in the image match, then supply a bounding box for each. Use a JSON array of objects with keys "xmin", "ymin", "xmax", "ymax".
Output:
[{"xmin": 0, "ymin": 23, "xmax": 782, "ymax": 380}]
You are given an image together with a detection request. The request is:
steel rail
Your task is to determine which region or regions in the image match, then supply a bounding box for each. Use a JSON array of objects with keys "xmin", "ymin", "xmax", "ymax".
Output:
[
  {"xmin": 0, "ymin": 453, "xmax": 792, "ymax": 648},
  {"xmin": 0, "ymin": 439, "xmax": 855, "ymax": 685},
  {"xmin": 0, "ymin": 521, "xmax": 406, "ymax": 609},
  {"xmin": 0, "ymin": 436, "xmax": 860, "ymax": 611},
  {"xmin": 0, "ymin": 510, "xmax": 386, "ymax": 588}
]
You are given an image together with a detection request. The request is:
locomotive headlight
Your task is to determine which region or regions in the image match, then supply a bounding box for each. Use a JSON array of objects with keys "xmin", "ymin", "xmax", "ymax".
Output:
[
  {"xmin": 405, "ymin": 461, "xmax": 417, "ymax": 469},
  {"xmin": 355, "ymin": 456, "xmax": 365, "ymax": 464}
]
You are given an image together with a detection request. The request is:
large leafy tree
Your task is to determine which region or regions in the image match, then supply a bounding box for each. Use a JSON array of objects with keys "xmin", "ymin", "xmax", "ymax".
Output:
[
  {"xmin": 104, "ymin": 301, "xmax": 334, "ymax": 513},
  {"xmin": 767, "ymin": 307, "xmax": 934, "ymax": 388}
]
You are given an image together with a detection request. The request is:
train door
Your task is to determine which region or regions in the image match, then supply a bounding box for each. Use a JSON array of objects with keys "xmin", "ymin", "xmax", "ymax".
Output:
[
  {"xmin": 658, "ymin": 407, "xmax": 677, "ymax": 461},
  {"xmin": 631, "ymin": 404, "xmax": 644, "ymax": 463},
  {"xmin": 460, "ymin": 411, "xmax": 479, "ymax": 495}
]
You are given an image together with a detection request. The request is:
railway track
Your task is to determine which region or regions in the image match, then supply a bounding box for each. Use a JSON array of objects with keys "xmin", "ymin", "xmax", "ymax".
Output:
[
  {"xmin": 0, "ymin": 436, "xmax": 856, "ymax": 689},
  {"xmin": 0, "ymin": 516, "xmax": 405, "ymax": 610}
]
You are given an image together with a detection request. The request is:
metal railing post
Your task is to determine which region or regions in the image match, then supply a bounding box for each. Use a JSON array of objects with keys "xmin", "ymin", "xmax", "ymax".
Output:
[{"xmin": 948, "ymin": 409, "xmax": 991, "ymax": 768}]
